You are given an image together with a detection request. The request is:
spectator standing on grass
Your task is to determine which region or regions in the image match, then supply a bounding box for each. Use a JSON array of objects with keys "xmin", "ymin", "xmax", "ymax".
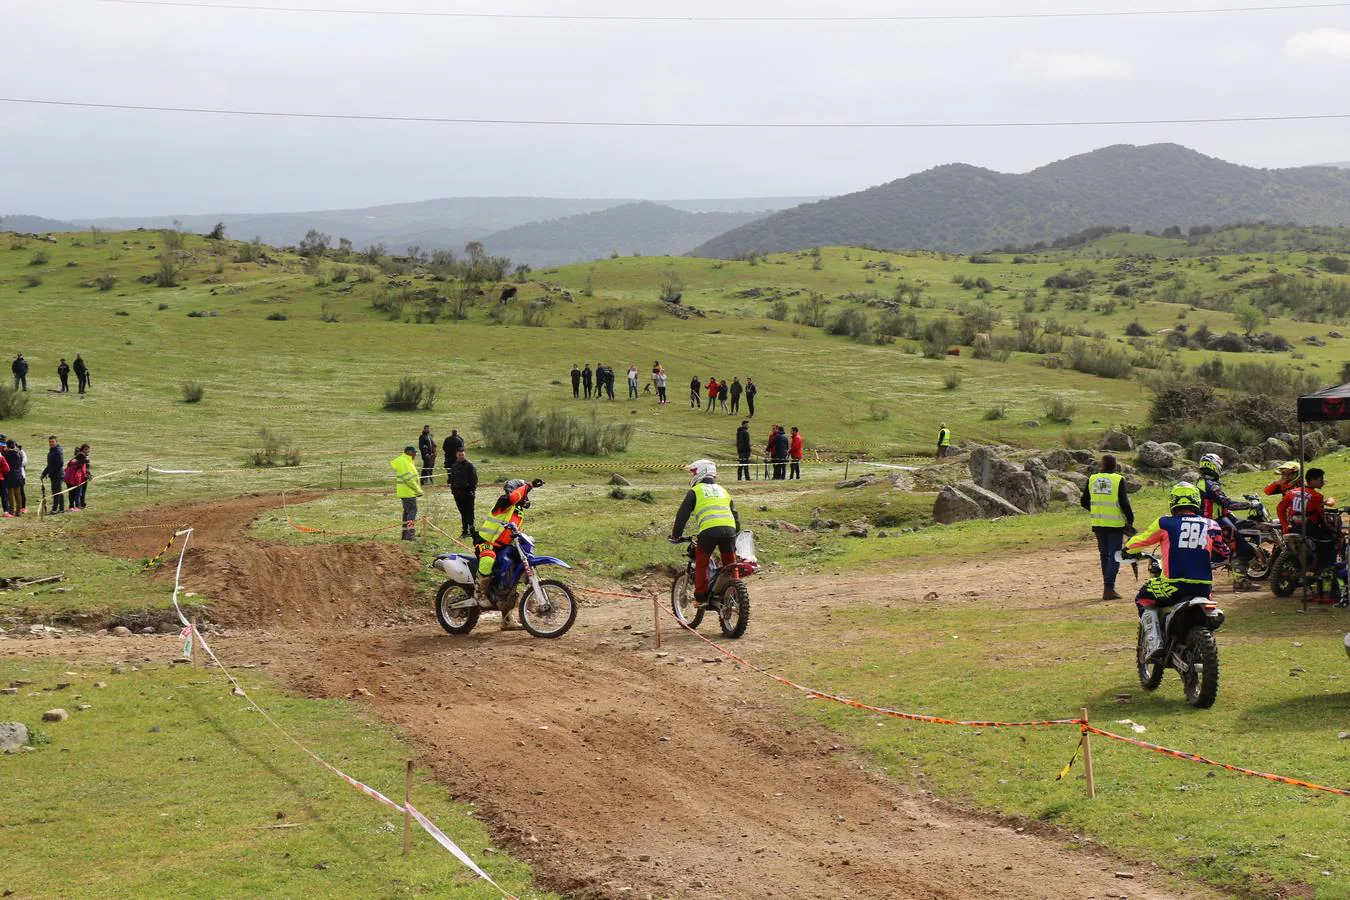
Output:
[
  {"xmin": 57, "ymin": 358, "xmax": 70, "ymax": 393},
  {"xmin": 73, "ymin": 355, "xmax": 89, "ymax": 394},
  {"xmin": 63, "ymin": 450, "xmax": 88, "ymax": 511},
  {"xmin": 442, "ymin": 429, "xmax": 464, "ymax": 484},
  {"xmin": 655, "ymin": 366, "xmax": 668, "ymax": 404},
  {"xmin": 449, "ymin": 449, "xmax": 478, "ymax": 538},
  {"xmin": 391, "ymin": 445, "xmax": 423, "ymax": 541},
  {"xmin": 41, "ymin": 436, "xmax": 64, "ymax": 514},
  {"xmin": 1080, "ymin": 454, "xmax": 1134, "ymax": 601},
  {"xmin": 936, "ymin": 423, "xmax": 952, "ymax": 459},
  {"xmin": 3, "ymin": 440, "xmax": 25, "ymax": 516},
  {"xmin": 0, "ymin": 439, "xmax": 9, "ymax": 515},
  {"xmin": 719, "ymin": 377, "xmax": 730, "ymax": 413},
  {"xmin": 76, "ymin": 444, "xmax": 91, "ymax": 508},
  {"xmin": 627, "ymin": 364, "xmax": 639, "ymax": 400},
  {"xmin": 789, "ymin": 426, "xmax": 804, "ymax": 479},
  {"xmin": 736, "ymin": 420, "xmax": 752, "ymax": 481},
  {"xmin": 729, "ymin": 377, "xmax": 743, "ymax": 414},
  {"xmin": 605, "ymin": 365, "xmax": 617, "ymax": 401},
  {"xmin": 592, "ymin": 362, "xmax": 605, "ymax": 401},
  {"xmin": 690, "ymin": 375, "xmax": 701, "ymax": 409},
  {"xmin": 745, "ymin": 378, "xmax": 757, "ymax": 418},
  {"xmin": 11, "ymin": 355, "xmax": 28, "ymax": 392},
  {"xmin": 772, "ymin": 426, "xmax": 790, "ymax": 481},
  {"xmin": 570, "ymin": 364, "xmax": 581, "ymax": 399},
  {"xmin": 582, "ymin": 364, "xmax": 593, "ymax": 399},
  {"xmin": 705, "ymin": 377, "xmax": 719, "ymax": 415},
  {"xmin": 764, "ymin": 425, "xmax": 779, "ymax": 479},
  {"xmin": 418, "ymin": 424, "xmax": 437, "ymax": 486}
]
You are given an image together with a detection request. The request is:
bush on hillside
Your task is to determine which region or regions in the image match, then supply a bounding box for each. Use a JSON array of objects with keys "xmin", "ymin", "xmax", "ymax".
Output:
[
  {"xmin": 1066, "ymin": 340, "xmax": 1132, "ymax": 379},
  {"xmin": 793, "ymin": 294, "xmax": 827, "ymax": 328},
  {"xmin": 827, "ymin": 308, "xmax": 871, "ymax": 343},
  {"xmin": 478, "ymin": 397, "xmax": 632, "ymax": 456},
  {"xmin": 1044, "ymin": 398, "xmax": 1078, "ymax": 424},
  {"xmin": 181, "ymin": 381, "xmax": 206, "ymax": 404},
  {"xmin": 1321, "ymin": 255, "xmax": 1349, "ymax": 274},
  {"xmin": 383, "ymin": 378, "xmax": 438, "ymax": 411},
  {"xmin": 0, "ymin": 387, "xmax": 30, "ymax": 420},
  {"xmin": 248, "ymin": 428, "xmax": 300, "ymax": 467},
  {"xmin": 1124, "ymin": 321, "xmax": 1149, "ymax": 337}
]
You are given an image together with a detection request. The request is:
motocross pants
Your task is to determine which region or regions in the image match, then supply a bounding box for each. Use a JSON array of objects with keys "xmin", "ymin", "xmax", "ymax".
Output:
[{"xmin": 694, "ymin": 526, "xmax": 737, "ymax": 598}]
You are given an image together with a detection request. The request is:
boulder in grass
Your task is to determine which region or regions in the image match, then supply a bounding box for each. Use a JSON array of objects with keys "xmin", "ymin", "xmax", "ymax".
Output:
[
  {"xmin": 1136, "ymin": 441, "xmax": 1176, "ymax": 470},
  {"xmin": 1262, "ymin": 437, "xmax": 1292, "ymax": 463},
  {"xmin": 956, "ymin": 481, "xmax": 1028, "ymax": 519},
  {"xmin": 0, "ymin": 722, "xmax": 29, "ymax": 752},
  {"xmin": 1099, "ymin": 431, "xmax": 1133, "ymax": 452},
  {"xmin": 932, "ymin": 487, "xmax": 981, "ymax": 525},
  {"xmin": 1191, "ymin": 441, "xmax": 1239, "ymax": 466}
]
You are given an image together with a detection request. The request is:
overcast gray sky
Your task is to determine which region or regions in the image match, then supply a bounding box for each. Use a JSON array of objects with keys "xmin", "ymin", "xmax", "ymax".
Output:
[{"xmin": 4, "ymin": 0, "xmax": 1350, "ymax": 218}]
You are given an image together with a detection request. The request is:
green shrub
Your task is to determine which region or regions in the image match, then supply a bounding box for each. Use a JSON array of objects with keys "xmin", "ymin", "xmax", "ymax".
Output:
[
  {"xmin": 383, "ymin": 378, "xmax": 438, "ymax": 411},
  {"xmin": 266, "ymin": 312, "xmax": 288, "ymax": 321},
  {"xmin": 22, "ymin": 274, "xmax": 42, "ymax": 288},
  {"xmin": 1066, "ymin": 340, "xmax": 1132, "ymax": 379},
  {"xmin": 793, "ymin": 294, "xmax": 827, "ymax": 327},
  {"xmin": 29, "ymin": 250, "xmax": 48, "ymax": 266},
  {"xmin": 621, "ymin": 308, "xmax": 646, "ymax": 330},
  {"xmin": 94, "ymin": 273, "xmax": 118, "ymax": 291},
  {"xmin": 943, "ymin": 372, "xmax": 962, "ymax": 390},
  {"xmin": 181, "ymin": 381, "xmax": 206, "ymax": 403},
  {"xmin": 478, "ymin": 397, "xmax": 631, "ymax": 456},
  {"xmin": 983, "ymin": 404, "xmax": 1007, "ymax": 420},
  {"xmin": 866, "ymin": 402, "xmax": 890, "ymax": 421},
  {"xmin": 248, "ymin": 428, "xmax": 300, "ymax": 467},
  {"xmin": 768, "ymin": 300, "xmax": 789, "ymax": 321},
  {"xmin": 1044, "ymin": 397, "xmax": 1078, "ymax": 424},
  {"xmin": 921, "ymin": 318, "xmax": 951, "ymax": 359},
  {"xmin": 1124, "ymin": 321, "xmax": 1149, "ymax": 337},
  {"xmin": 609, "ymin": 486, "xmax": 629, "ymax": 500},
  {"xmin": 827, "ymin": 308, "xmax": 871, "ymax": 343},
  {"xmin": 0, "ymin": 387, "xmax": 30, "ymax": 420},
  {"xmin": 520, "ymin": 305, "xmax": 549, "ymax": 327}
]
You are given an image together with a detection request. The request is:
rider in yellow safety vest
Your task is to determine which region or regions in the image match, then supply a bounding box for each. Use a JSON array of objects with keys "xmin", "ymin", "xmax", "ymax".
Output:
[{"xmin": 670, "ymin": 459, "xmax": 740, "ymax": 605}]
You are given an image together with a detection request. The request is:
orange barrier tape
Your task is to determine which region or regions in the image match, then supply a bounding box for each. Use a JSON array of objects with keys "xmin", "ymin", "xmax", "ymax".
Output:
[{"xmin": 1084, "ymin": 727, "xmax": 1350, "ymax": 797}]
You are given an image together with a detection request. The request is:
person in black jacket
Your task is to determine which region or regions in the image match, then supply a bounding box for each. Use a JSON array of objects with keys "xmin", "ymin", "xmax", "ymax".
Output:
[
  {"xmin": 57, "ymin": 359, "xmax": 70, "ymax": 393},
  {"xmin": 449, "ymin": 449, "xmax": 478, "ymax": 537},
  {"xmin": 771, "ymin": 425, "xmax": 789, "ymax": 480},
  {"xmin": 442, "ymin": 429, "xmax": 464, "ymax": 484},
  {"xmin": 570, "ymin": 364, "xmax": 581, "ymax": 399},
  {"xmin": 581, "ymin": 364, "xmax": 593, "ymax": 399},
  {"xmin": 735, "ymin": 420, "xmax": 752, "ymax": 481},
  {"xmin": 745, "ymin": 378, "xmax": 757, "ymax": 417},
  {"xmin": 41, "ymin": 435, "xmax": 64, "ymax": 514},
  {"xmin": 73, "ymin": 355, "xmax": 89, "ymax": 394},
  {"xmin": 11, "ymin": 355, "xmax": 28, "ymax": 392},
  {"xmin": 689, "ymin": 375, "xmax": 702, "ymax": 409},
  {"xmin": 417, "ymin": 425, "xmax": 437, "ymax": 485}
]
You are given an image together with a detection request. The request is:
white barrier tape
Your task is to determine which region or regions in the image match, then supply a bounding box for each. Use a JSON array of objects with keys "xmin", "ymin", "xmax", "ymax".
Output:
[
  {"xmin": 406, "ymin": 803, "xmax": 519, "ymax": 899},
  {"xmin": 165, "ymin": 531, "xmax": 514, "ymax": 895},
  {"xmin": 148, "ymin": 467, "xmax": 205, "ymax": 475}
]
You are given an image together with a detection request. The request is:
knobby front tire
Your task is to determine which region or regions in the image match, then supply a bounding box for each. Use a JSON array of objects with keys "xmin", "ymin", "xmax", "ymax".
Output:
[{"xmin": 519, "ymin": 579, "xmax": 579, "ymax": 639}]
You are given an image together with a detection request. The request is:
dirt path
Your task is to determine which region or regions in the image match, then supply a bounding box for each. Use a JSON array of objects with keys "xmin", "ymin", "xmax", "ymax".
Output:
[{"xmin": 16, "ymin": 497, "xmax": 1216, "ymax": 899}]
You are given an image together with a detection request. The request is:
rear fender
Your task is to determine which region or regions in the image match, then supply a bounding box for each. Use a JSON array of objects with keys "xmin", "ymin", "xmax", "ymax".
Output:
[
  {"xmin": 1164, "ymin": 597, "xmax": 1222, "ymax": 637},
  {"xmin": 433, "ymin": 554, "xmax": 476, "ymax": 585}
]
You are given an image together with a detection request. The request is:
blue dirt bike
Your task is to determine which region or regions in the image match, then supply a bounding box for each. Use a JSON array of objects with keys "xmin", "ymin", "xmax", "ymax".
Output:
[{"xmin": 432, "ymin": 524, "xmax": 577, "ymax": 638}]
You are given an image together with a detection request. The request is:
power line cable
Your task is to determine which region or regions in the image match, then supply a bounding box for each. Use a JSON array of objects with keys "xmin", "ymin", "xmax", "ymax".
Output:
[
  {"xmin": 87, "ymin": 0, "xmax": 1350, "ymax": 22},
  {"xmin": 4, "ymin": 96, "xmax": 1350, "ymax": 128}
]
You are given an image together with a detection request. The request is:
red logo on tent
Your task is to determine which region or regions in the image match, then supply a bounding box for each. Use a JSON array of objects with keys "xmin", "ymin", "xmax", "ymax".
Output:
[{"xmin": 1324, "ymin": 398, "xmax": 1348, "ymax": 419}]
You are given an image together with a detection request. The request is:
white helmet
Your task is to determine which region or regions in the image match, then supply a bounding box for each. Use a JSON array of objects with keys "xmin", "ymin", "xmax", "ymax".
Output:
[
  {"xmin": 1198, "ymin": 452, "xmax": 1223, "ymax": 475},
  {"xmin": 687, "ymin": 459, "xmax": 717, "ymax": 486}
]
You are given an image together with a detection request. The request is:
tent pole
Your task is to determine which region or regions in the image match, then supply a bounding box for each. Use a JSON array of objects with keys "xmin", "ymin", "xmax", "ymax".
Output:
[{"xmin": 1299, "ymin": 422, "xmax": 1307, "ymax": 613}]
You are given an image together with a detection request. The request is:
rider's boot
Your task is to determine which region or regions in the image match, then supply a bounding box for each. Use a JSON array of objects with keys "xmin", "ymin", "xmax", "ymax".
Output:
[
  {"xmin": 1232, "ymin": 560, "xmax": 1258, "ymax": 592},
  {"xmin": 1141, "ymin": 609, "xmax": 1164, "ymax": 662},
  {"xmin": 474, "ymin": 575, "xmax": 492, "ymax": 607},
  {"xmin": 500, "ymin": 606, "xmax": 523, "ymax": 631}
]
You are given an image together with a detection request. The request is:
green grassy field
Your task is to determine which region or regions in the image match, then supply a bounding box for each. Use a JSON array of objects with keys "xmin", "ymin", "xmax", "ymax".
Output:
[
  {"xmin": 0, "ymin": 658, "xmax": 555, "ymax": 899},
  {"xmin": 2, "ymin": 225, "xmax": 1349, "ymax": 896}
]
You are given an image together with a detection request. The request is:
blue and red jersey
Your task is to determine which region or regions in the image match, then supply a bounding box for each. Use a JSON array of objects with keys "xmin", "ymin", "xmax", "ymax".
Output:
[{"xmin": 1126, "ymin": 514, "xmax": 1220, "ymax": 584}]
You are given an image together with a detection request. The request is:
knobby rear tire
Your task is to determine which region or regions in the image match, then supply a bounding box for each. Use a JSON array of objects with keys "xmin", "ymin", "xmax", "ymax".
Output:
[
  {"xmin": 1271, "ymin": 552, "xmax": 1302, "ymax": 598},
  {"xmin": 434, "ymin": 581, "xmax": 480, "ymax": 635},
  {"xmin": 1182, "ymin": 627, "xmax": 1220, "ymax": 709}
]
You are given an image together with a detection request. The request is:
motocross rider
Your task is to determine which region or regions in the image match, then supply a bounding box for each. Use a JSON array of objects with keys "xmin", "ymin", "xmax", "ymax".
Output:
[
  {"xmin": 475, "ymin": 477, "xmax": 545, "ymax": 629},
  {"xmin": 1263, "ymin": 461, "xmax": 1301, "ymax": 497},
  {"xmin": 669, "ymin": 459, "xmax": 740, "ymax": 606},
  {"xmin": 1277, "ymin": 467, "xmax": 1339, "ymax": 584},
  {"xmin": 1197, "ymin": 452, "xmax": 1256, "ymax": 583},
  {"xmin": 1124, "ymin": 482, "xmax": 1222, "ymax": 662}
]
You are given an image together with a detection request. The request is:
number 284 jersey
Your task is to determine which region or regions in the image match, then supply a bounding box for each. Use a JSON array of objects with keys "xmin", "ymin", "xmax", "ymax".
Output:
[{"xmin": 1125, "ymin": 514, "xmax": 1220, "ymax": 585}]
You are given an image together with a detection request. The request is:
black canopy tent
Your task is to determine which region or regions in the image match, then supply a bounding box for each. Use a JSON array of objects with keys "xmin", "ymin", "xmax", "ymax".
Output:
[{"xmin": 1295, "ymin": 382, "xmax": 1349, "ymax": 610}]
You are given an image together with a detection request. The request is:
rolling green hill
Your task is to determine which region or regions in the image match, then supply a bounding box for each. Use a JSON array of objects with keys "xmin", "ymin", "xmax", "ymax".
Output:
[{"xmin": 693, "ymin": 143, "xmax": 1350, "ymax": 257}]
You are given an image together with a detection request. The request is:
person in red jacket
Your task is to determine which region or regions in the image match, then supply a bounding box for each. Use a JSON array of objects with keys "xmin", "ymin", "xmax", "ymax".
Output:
[
  {"xmin": 704, "ymin": 377, "xmax": 719, "ymax": 415},
  {"xmin": 1278, "ymin": 467, "xmax": 1337, "ymax": 578},
  {"xmin": 788, "ymin": 426, "xmax": 804, "ymax": 479},
  {"xmin": 1264, "ymin": 461, "xmax": 1300, "ymax": 497}
]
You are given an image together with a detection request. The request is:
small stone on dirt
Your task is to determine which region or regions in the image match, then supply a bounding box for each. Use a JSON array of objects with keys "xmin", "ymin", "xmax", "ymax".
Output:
[
  {"xmin": 232, "ymin": 687, "xmax": 246, "ymax": 697},
  {"xmin": 0, "ymin": 688, "xmax": 17, "ymax": 696},
  {"xmin": 111, "ymin": 627, "xmax": 132, "ymax": 637},
  {"xmin": 148, "ymin": 725, "xmax": 161, "ymax": 733},
  {"xmin": 93, "ymin": 682, "xmax": 106, "ymax": 689},
  {"xmin": 138, "ymin": 627, "xmax": 156, "ymax": 635},
  {"xmin": 1114, "ymin": 871, "xmax": 1135, "ymax": 879},
  {"xmin": 42, "ymin": 709, "xmax": 69, "ymax": 723}
]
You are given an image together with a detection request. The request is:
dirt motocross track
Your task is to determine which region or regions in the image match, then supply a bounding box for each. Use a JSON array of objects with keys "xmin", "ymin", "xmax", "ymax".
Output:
[{"xmin": 85, "ymin": 496, "xmax": 1215, "ymax": 899}]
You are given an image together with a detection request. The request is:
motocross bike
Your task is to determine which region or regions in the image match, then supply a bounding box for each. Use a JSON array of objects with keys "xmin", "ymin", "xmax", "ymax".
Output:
[
  {"xmin": 1231, "ymin": 494, "xmax": 1281, "ymax": 581},
  {"xmin": 669, "ymin": 531, "xmax": 758, "ymax": 639},
  {"xmin": 1121, "ymin": 551, "xmax": 1226, "ymax": 709},
  {"xmin": 431, "ymin": 524, "xmax": 578, "ymax": 638},
  {"xmin": 1270, "ymin": 507, "xmax": 1348, "ymax": 606}
]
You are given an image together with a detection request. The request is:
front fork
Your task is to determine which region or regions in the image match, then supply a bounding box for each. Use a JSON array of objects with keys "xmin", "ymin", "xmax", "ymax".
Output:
[{"xmin": 518, "ymin": 538, "xmax": 549, "ymax": 612}]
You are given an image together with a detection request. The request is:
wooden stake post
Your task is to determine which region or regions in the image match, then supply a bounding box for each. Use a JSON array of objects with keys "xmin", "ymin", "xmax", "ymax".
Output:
[
  {"xmin": 190, "ymin": 616, "xmax": 199, "ymax": 666},
  {"xmin": 1080, "ymin": 707, "xmax": 1096, "ymax": 799},
  {"xmin": 652, "ymin": 595, "xmax": 662, "ymax": 650},
  {"xmin": 403, "ymin": 759, "xmax": 414, "ymax": 856}
]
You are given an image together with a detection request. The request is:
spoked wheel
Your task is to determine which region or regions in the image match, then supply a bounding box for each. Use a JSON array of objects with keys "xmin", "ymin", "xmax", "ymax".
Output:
[
  {"xmin": 717, "ymin": 580, "xmax": 750, "ymax": 639},
  {"xmin": 671, "ymin": 572, "xmax": 704, "ymax": 629},
  {"xmin": 434, "ymin": 582, "xmax": 480, "ymax": 635},
  {"xmin": 1245, "ymin": 541, "xmax": 1275, "ymax": 581},
  {"xmin": 1136, "ymin": 620, "xmax": 1164, "ymax": 691},
  {"xmin": 1271, "ymin": 551, "xmax": 1304, "ymax": 598},
  {"xmin": 519, "ymin": 579, "xmax": 578, "ymax": 639},
  {"xmin": 1180, "ymin": 627, "xmax": 1220, "ymax": 709}
]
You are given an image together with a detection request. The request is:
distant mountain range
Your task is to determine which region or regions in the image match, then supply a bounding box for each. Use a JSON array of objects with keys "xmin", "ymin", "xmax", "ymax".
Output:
[
  {"xmin": 1, "ymin": 196, "xmax": 818, "ymax": 263},
  {"xmin": 481, "ymin": 202, "xmax": 771, "ymax": 266},
  {"xmin": 693, "ymin": 144, "xmax": 1350, "ymax": 256}
]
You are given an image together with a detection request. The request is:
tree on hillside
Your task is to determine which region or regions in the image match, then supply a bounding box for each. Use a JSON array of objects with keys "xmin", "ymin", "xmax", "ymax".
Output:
[
  {"xmin": 206, "ymin": 222, "xmax": 226, "ymax": 241},
  {"xmin": 1232, "ymin": 298, "xmax": 1264, "ymax": 336},
  {"xmin": 299, "ymin": 229, "xmax": 330, "ymax": 258}
]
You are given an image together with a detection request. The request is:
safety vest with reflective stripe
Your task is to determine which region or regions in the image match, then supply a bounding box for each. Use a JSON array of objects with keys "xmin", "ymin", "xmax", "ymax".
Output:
[
  {"xmin": 1088, "ymin": 472, "xmax": 1126, "ymax": 528},
  {"xmin": 938, "ymin": 428, "xmax": 951, "ymax": 447},
  {"xmin": 391, "ymin": 454, "xmax": 422, "ymax": 499},
  {"xmin": 692, "ymin": 483, "xmax": 737, "ymax": 532},
  {"xmin": 479, "ymin": 508, "xmax": 521, "ymax": 546}
]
